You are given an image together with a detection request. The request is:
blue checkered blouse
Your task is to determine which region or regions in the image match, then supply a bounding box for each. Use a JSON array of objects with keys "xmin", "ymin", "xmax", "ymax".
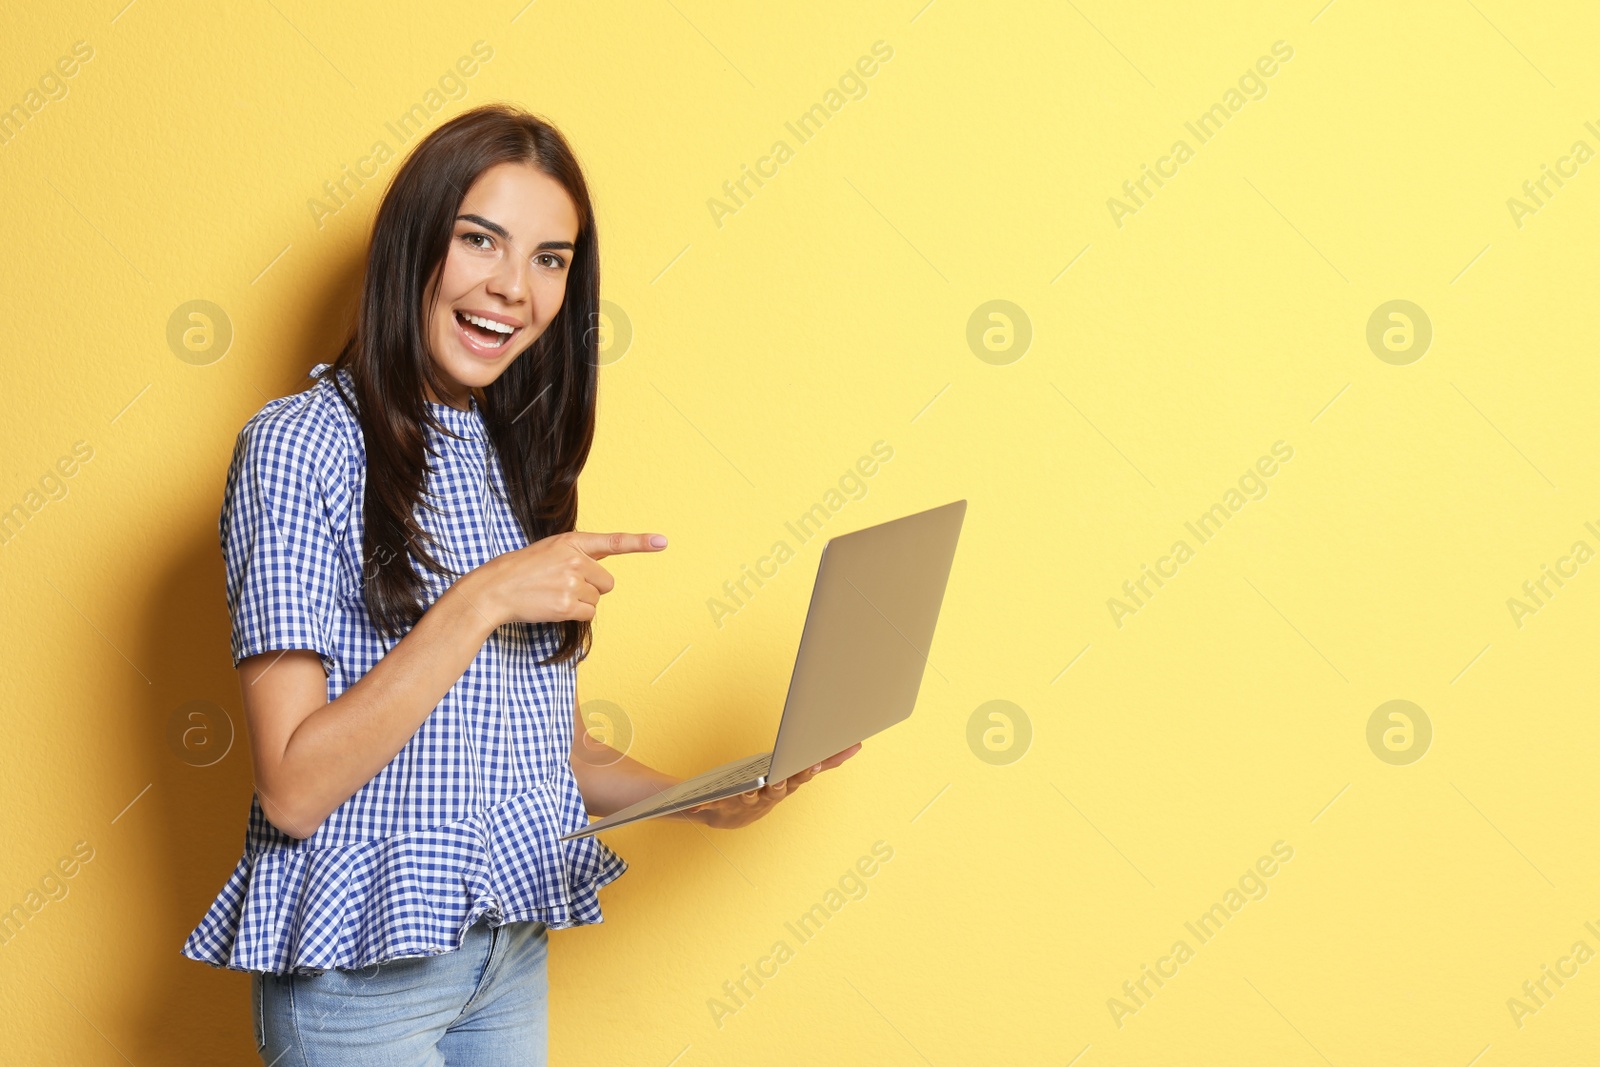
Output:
[{"xmin": 180, "ymin": 363, "xmax": 626, "ymax": 975}]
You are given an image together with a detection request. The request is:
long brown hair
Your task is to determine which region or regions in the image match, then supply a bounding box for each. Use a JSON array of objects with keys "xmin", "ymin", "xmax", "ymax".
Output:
[{"xmin": 329, "ymin": 103, "xmax": 599, "ymax": 666}]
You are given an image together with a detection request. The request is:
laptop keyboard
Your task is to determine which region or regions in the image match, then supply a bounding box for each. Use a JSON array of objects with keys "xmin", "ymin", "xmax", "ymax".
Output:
[
  {"xmin": 565, "ymin": 752, "xmax": 778, "ymax": 837},
  {"xmin": 679, "ymin": 753, "xmax": 772, "ymax": 800}
]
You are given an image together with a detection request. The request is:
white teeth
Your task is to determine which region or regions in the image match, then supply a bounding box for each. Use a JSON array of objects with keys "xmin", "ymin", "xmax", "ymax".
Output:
[
  {"xmin": 466, "ymin": 330, "xmax": 507, "ymax": 348},
  {"xmin": 459, "ymin": 311, "xmax": 515, "ymax": 335}
]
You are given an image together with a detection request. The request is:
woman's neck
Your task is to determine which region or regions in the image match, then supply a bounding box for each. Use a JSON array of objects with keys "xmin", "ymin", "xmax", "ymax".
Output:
[{"xmin": 423, "ymin": 379, "xmax": 477, "ymax": 411}]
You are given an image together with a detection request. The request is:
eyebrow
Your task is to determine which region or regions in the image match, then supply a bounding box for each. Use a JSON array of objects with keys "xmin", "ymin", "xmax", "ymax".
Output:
[{"xmin": 456, "ymin": 213, "xmax": 575, "ymax": 251}]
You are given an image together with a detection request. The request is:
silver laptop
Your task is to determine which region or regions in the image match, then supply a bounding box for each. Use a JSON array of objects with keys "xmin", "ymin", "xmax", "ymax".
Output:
[{"xmin": 560, "ymin": 499, "xmax": 966, "ymax": 840}]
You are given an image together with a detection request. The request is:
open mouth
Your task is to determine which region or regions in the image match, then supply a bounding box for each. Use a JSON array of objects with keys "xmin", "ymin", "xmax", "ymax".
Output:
[{"xmin": 454, "ymin": 309, "xmax": 519, "ymax": 354}]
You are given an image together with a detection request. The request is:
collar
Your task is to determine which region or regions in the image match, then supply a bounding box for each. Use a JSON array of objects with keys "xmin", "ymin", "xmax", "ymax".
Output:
[{"xmin": 310, "ymin": 363, "xmax": 485, "ymax": 441}]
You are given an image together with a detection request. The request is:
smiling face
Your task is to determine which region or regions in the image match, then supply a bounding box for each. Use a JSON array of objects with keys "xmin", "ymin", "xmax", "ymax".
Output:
[{"xmin": 423, "ymin": 160, "xmax": 581, "ymax": 409}]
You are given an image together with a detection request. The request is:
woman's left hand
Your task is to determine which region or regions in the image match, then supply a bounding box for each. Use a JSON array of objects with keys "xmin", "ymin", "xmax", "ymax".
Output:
[{"xmin": 684, "ymin": 743, "xmax": 862, "ymax": 830}]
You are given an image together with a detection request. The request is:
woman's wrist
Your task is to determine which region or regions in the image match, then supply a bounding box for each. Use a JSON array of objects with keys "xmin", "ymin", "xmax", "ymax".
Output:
[{"xmin": 448, "ymin": 560, "xmax": 507, "ymax": 636}]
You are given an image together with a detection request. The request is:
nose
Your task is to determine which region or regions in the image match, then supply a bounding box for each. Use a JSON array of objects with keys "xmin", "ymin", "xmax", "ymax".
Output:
[{"xmin": 486, "ymin": 250, "xmax": 529, "ymax": 308}]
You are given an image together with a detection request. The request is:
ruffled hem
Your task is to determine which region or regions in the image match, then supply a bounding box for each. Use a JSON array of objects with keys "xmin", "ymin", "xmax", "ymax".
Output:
[{"xmin": 179, "ymin": 787, "xmax": 627, "ymax": 974}]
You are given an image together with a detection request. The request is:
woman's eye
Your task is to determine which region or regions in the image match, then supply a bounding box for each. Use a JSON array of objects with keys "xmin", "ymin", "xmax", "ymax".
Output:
[
  {"xmin": 537, "ymin": 253, "xmax": 566, "ymax": 269},
  {"xmin": 463, "ymin": 233, "xmax": 492, "ymax": 250}
]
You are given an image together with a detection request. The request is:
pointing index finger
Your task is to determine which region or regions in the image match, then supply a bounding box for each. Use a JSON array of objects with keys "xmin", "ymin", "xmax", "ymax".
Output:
[{"xmin": 571, "ymin": 532, "xmax": 669, "ymax": 559}]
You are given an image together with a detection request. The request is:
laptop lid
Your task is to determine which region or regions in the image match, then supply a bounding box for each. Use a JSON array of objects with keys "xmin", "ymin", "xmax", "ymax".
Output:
[{"xmin": 764, "ymin": 499, "xmax": 966, "ymax": 782}]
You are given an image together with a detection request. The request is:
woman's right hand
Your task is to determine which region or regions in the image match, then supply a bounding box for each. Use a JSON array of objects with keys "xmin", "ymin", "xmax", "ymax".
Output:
[{"xmin": 470, "ymin": 531, "xmax": 668, "ymax": 627}]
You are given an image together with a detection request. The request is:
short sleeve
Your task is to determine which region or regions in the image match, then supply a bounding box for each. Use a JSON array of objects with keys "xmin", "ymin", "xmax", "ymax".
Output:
[{"xmin": 219, "ymin": 406, "xmax": 345, "ymax": 671}]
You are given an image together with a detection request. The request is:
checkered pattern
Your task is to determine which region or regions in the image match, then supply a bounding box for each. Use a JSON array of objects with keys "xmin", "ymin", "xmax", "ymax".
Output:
[{"xmin": 181, "ymin": 364, "xmax": 626, "ymax": 975}]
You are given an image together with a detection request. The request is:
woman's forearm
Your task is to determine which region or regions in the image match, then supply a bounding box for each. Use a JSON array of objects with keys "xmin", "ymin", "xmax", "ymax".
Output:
[
  {"xmin": 267, "ymin": 567, "xmax": 503, "ymax": 837},
  {"xmin": 569, "ymin": 747, "xmax": 695, "ymax": 820}
]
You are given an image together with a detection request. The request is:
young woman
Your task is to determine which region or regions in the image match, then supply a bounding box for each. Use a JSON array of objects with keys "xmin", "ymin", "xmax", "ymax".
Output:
[{"xmin": 180, "ymin": 103, "xmax": 859, "ymax": 1066}]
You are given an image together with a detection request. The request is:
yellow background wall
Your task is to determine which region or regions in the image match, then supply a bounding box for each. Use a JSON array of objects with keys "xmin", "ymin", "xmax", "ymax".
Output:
[{"xmin": 3, "ymin": 0, "xmax": 1599, "ymax": 1063}]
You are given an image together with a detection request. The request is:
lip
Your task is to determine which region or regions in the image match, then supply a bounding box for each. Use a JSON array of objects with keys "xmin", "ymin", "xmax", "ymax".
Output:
[{"xmin": 452, "ymin": 309, "xmax": 522, "ymax": 360}]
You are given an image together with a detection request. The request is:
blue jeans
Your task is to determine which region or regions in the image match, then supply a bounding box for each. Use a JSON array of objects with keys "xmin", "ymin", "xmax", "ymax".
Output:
[{"xmin": 251, "ymin": 918, "xmax": 548, "ymax": 1066}]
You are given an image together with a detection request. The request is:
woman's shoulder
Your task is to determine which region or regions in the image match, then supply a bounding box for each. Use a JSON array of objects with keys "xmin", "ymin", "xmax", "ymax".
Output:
[
  {"xmin": 234, "ymin": 364, "xmax": 364, "ymax": 470},
  {"xmin": 229, "ymin": 365, "xmax": 366, "ymax": 528}
]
